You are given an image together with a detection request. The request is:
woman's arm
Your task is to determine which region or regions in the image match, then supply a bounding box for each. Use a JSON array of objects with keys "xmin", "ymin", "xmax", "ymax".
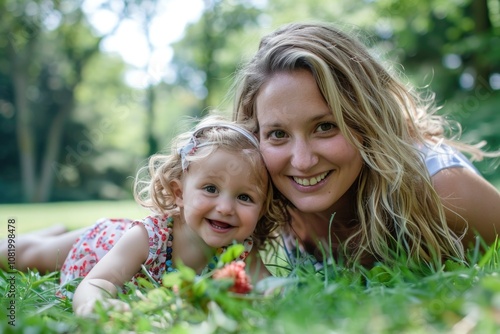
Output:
[
  {"xmin": 72, "ymin": 224, "xmax": 150, "ymax": 316},
  {"xmin": 432, "ymin": 167, "xmax": 500, "ymax": 248},
  {"xmin": 246, "ymin": 246, "xmax": 271, "ymax": 282}
]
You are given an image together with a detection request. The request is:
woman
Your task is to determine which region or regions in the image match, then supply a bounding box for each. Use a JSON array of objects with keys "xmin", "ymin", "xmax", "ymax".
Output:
[{"xmin": 232, "ymin": 22, "xmax": 500, "ymax": 269}]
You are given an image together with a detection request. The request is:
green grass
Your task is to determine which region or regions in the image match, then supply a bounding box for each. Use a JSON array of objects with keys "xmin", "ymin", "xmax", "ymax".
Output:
[
  {"xmin": 0, "ymin": 200, "xmax": 149, "ymax": 235},
  {"xmin": 2, "ymin": 245, "xmax": 500, "ymax": 333},
  {"xmin": 1, "ymin": 202, "xmax": 500, "ymax": 333}
]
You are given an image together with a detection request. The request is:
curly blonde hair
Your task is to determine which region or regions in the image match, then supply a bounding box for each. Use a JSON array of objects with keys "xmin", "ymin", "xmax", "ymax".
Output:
[
  {"xmin": 134, "ymin": 115, "xmax": 286, "ymax": 249},
  {"xmin": 232, "ymin": 22, "xmax": 489, "ymax": 266}
]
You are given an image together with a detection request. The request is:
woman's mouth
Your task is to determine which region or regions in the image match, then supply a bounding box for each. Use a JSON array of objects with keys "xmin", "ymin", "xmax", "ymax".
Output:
[{"xmin": 292, "ymin": 171, "xmax": 330, "ymax": 186}]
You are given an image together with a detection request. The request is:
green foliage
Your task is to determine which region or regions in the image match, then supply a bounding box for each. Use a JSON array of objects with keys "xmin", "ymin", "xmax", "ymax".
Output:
[
  {"xmin": 170, "ymin": 0, "xmax": 261, "ymax": 114},
  {"xmin": 0, "ymin": 0, "xmax": 143, "ymax": 203},
  {"xmin": 2, "ymin": 0, "xmax": 499, "ymax": 203},
  {"xmin": 219, "ymin": 243, "xmax": 245, "ymax": 265},
  {"xmin": 2, "ymin": 240, "xmax": 500, "ymax": 333}
]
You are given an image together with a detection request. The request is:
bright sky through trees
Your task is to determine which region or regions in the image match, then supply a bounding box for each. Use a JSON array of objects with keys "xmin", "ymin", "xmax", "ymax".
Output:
[{"xmin": 82, "ymin": 0, "xmax": 204, "ymax": 87}]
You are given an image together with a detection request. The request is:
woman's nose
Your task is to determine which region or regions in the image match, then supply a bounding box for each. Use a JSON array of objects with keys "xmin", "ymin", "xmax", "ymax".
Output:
[{"xmin": 290, "ymin": 139, "xmax": 318, "ymax": 171}]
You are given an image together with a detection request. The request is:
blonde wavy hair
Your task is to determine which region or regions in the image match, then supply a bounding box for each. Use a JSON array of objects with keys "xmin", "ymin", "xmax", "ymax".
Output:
[
  {"xmin": 232, "ymin": 22, "xmax": 490, "ymax": 266},
  {"xmin": 134, "ymin": 115, "xmax": 285, "ymax": 249}
]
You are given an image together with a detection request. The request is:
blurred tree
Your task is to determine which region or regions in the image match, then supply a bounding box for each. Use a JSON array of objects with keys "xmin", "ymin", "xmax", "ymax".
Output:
[
  {"xmin": 4, "ymin": 1, "xmax": 113, "ymax": 202},
  {"xmin": 54, "ymin": 52, "xmax": 146, "ymax": 202},
  {"xmin": 2, "ymin": 0, "xmax": 498, "ymax": 204},
  {"xmin": 370, "ymin": 0, "xmax": 500, "ymax": 180},
  {"xmin": 170, "ymin": 0, "xmax": 261, "ymax": 116},
  {"xmin": 0, "ymin": 0, "xmax": 128, "ymax": 202},
  {"xmin": 118, "ymin": 0, "xmax": 161, "ymax": 157},
  {"xmin": 369, "ymin": 0, "xmax": 500, "ymax": 92}
]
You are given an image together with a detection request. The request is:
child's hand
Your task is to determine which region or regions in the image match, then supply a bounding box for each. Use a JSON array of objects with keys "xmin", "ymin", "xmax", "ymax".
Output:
[{"xmin": 75, "ymin": 297, "xmax": 131, "ymax": 317}]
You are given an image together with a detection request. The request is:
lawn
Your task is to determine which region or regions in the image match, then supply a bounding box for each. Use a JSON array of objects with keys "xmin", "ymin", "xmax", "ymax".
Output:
[
  {"xmin": 0, "ymin": 200, "xmax": 150, "ymax": 234},
  {"xmin": 1, "ymin": 201, "xmax": 500, "ymax": 333}
]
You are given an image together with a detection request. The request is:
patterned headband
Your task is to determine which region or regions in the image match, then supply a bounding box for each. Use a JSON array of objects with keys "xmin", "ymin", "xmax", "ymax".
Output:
[{"xmin": 177, "ymin": 124, "xmax": 259, "ymax": 171}]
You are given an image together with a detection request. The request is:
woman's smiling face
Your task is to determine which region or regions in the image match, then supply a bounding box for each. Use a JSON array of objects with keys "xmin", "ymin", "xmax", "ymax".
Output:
[{"xmin": 255, "ymin": 69, "xmax": 363, "ymax": 213}]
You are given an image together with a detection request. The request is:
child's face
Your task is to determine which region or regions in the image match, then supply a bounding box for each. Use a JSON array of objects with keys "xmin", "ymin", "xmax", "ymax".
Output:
[{"xmin": 175, "ymin": 148, "xmax": 266, "ymax": 248}]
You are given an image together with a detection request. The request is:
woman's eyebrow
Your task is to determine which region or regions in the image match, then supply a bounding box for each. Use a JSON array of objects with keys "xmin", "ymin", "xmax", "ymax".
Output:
[
  {"xmin": 260, "ymin": 113, "xmax": 332, "ymax": 128},
  {"xmin": 259, "ymin": 121, "xmax": 282, "ymax": 129}
]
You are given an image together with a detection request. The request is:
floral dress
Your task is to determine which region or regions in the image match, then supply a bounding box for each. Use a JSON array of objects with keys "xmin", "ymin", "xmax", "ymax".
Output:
[{"xmin": 59, "ymin": 214, "xmax": 253, "ymax": 295}]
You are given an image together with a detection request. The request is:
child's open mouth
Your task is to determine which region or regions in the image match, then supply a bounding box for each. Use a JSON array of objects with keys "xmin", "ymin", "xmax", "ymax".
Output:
[{"xmin": 207, "ymin": 219, "xmax": 233, "ymax": 231}]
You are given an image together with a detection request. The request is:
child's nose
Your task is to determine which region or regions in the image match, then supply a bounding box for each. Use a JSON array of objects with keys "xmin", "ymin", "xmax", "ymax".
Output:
[{"xmin": 216, "ymin": 197, "xmax": 235, "ymax": 216}]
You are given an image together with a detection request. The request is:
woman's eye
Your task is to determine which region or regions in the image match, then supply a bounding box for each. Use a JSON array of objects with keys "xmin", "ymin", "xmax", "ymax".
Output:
[
  {"xmin": 238, "ymin": 194, "xmax": 252, "ymax": 202},
  {"xmin": 316, "ymin": 122, "xmax": 336, "ymax": 132},
  {"xmin": 204, "ymin": 185, "xmax": 217, "ymax": 193},
  {"xmin": 269, "ymin": 130, "xmax": 287, "ymax": 139}
]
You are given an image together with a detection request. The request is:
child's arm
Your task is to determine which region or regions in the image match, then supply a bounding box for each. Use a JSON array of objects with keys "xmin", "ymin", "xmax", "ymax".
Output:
[{"xmin": 72, "ymin": 224, "xmax": 150, "ymax": 316}]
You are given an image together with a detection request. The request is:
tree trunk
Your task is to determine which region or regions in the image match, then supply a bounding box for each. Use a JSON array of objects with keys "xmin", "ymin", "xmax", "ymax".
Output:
[
  {"xmin": 36, "ymin": 96, "xmax": 73, "ymax": 202},
  {"xmin": 146, "ymin": 85, "xmax": 158, "ymax": 157},
  {"xmin": 471, "ymin": 0, "xmax": 492, "ymax": 87},
  {"xmin": 8, "ymin": 35, "xmax": 37, "ymax": 202}
]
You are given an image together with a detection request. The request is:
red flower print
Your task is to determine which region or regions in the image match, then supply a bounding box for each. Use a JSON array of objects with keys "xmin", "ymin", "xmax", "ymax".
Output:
[
  {"xmin": 212, "ymin": 261, "xmax": 253, "ymax": 294},
  {"xmin": 239, "ymin": 251, "xmax": 249, "ymax": 260}
]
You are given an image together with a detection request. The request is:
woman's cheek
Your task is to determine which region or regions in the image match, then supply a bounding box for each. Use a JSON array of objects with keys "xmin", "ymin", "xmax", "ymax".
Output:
[{"xmin": 260, "ymin": 145, "xmax": 284, "ymax": 174}]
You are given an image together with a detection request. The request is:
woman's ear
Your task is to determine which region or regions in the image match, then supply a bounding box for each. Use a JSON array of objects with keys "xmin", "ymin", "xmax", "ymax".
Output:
[{"xmin": 170, "ymin": 179, "xmax": 184, "ymax": 208}]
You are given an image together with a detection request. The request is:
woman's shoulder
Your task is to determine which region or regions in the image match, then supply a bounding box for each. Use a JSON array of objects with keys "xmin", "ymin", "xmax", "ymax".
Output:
[
  {"xmin": 417, "ymin": 140, "xmax": 480, "ymax": 177},
  {"xmin": 431, "ymin": 165, "xmax": 500, "ymax": 246}
]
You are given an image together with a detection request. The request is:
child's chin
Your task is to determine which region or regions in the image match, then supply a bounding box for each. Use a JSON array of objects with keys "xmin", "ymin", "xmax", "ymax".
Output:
[{"xmin": 203, "ymin": 238, "xmax": 227, "ymax": 249}]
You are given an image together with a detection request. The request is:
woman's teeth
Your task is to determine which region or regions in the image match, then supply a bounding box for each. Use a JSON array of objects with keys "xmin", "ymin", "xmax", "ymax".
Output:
[{"xmin": 293, "ymin": 172, "xmax": 328, "ymax": 186}]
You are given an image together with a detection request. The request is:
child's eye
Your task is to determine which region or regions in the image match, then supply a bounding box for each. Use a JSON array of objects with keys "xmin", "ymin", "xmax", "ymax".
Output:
[
  {"xmin": 238, "ymin": 194, "xmax": 253, "ymax": 202},
  {"xmin": 204, "ymin": 185, "xmax": 218, "ymax": 194},
  {"xmin": 316, "ymin": 122, "xmax": 336, "ymax": 133}
]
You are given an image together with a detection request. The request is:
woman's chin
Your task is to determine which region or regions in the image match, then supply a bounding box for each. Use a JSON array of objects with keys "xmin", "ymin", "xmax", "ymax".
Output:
[{"xmin": 290, "ymin": 199, "xmax": 332, "ymax": 214}]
